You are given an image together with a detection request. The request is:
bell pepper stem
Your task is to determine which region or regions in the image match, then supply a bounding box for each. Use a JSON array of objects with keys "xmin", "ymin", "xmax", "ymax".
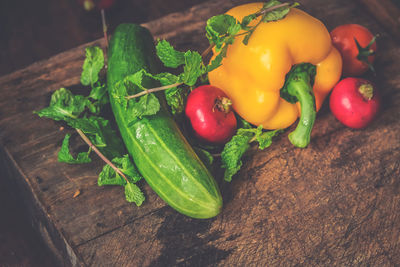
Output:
[{"xmin": 282, "ymin": 63, "xmax": 317, "ymax": 148}]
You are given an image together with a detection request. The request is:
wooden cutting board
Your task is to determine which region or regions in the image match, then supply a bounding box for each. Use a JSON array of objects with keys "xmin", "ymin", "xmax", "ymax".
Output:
[{"xmin": 1, "ymin": 0, "xmax": 399, "ymax": 266}]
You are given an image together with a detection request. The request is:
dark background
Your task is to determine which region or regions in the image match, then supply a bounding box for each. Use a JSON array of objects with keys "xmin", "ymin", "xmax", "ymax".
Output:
[{"xmin": 0, "ymin": 0, "xmax": 206, "ymax": 265}]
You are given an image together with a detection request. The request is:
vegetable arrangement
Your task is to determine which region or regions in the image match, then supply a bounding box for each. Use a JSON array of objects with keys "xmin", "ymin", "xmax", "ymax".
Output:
[{"xmin": 35, "ymin": 1, "xmax": 381, "ymax": 219}]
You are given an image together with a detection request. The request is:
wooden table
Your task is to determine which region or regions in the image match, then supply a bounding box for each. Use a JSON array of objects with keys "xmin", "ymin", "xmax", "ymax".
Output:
[{"xmin": 1, "ymin": 0, "xmax": 399, "ymax": 265}]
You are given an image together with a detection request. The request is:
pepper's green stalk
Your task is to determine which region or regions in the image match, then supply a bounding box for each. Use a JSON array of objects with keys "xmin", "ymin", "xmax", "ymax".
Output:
[{"xmin": 280, "ymin": 63, "xmax": 317, "ymax": 148}]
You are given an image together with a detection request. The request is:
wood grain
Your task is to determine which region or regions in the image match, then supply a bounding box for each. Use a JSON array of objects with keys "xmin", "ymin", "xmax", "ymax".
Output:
[
  {"xmin": 1, "ymin": 0, "xmax": 399, "ymax": 266},
  {"xmin": 357, "ymin": 0, "xmax": 400, "ymax": 42}
]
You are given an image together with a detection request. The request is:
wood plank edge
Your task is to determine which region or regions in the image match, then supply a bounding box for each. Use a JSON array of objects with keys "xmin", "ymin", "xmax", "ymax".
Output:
[{"xmin": 0, "ymin": 145, "xmax": 84, "ymax": 267}]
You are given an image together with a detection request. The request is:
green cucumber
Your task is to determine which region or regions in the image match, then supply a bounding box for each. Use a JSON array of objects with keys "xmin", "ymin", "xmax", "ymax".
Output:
[{"xmin": 107, "ymin": 23, "xmax": 222, "ymax": 219}]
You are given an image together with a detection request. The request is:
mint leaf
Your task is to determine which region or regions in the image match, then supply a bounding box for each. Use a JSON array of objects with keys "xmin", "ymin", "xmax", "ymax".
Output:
[
  {"xmin": 115, "ymin": 155, "xmax": 142, "ymax": 183},
  {"xmin": 156, "ymin": 40, "xmax": 185, "ymax": 68},
  {"xmin": 65, "ymin": 117, "xmax": 97, "ymax": 137},
  {"xmin": 111, "ymin": 80, "xmax": 129, "ymax": 110},
  {"xmin": 124, "ymin": 183, "xmax": 145, "ymax": 206},
  {"xmin": 262, "ymin": 0, "xmax": 292, "ymax": 22},
  {"xmin": 257, "ymin": 129, "xmax": 282, "ymax": 149},
  {"xmin": 89, "ymin": 83, "xmax": 107, "ymax": 101},
  {"xmin": 98, "ymin": 155, "xmax": 144, "ymax": 206},
  {"xmin": 193, "ymin": 147, "xmax": 214, "ymax": 170},
  {"xmin": 154, "ymin": 72, "xmax": 186, "ymax": 114},
  {"xmin": 240, "ymin": 14, "xmax": 257, "ymax": 29},
  {"xmin": 110, "ymin": 70, "xmax": 161, "ymax": 119},
  {"xmin": 123, "ymin": 71, "xmax": 161, "ymax": 118},
  {"xmin": 154, "ymin": 72, "xmax": 179, "ymax": 86},
  {"xmin": 98, "ymin": 155, "xmax": 142, "ymax": 186},
  {"xmin": 240, "ymin": 1, "xmax": 295, "ymax": 45},
  {"xmin": 66, "ymin": 116, "xmax": 125, "ymax": 159},
  {"xmin": 206, "ymin": 52, "xmax": 223, "ymax": 72},
  {"xmin": 90, "ymin": 117, "xmax": 126, "ymax": 158},
  {"xmin": 124, "ymin": 70, "xmax": 145, "ymax": 92},
  {"xmin": 238, "ymin": 125, "xmax": 281, "ymax": 149},
  {"xmin": 58, "ymin": 134, "xmax": 92, "ymax": 164},
  {"xmin": 165, "ymin": 86, "xmax": 187, "ymax": 114},
  {"xmin": 206, "ymin": 44, "xmax": 229, "ymax": 72},
  {"xmin": 129, "ymin": 93, "xmax": 160, "ymax": 119},
  {"xmin": 179, "ymin": 50, "xmax": 204, "ymax": 86},
  {"xmin": 221, "ymin": 125, "xmax": 282, "ymax": 181},
  {"xmin": 35, "ymin": 88, "xmax": 90, "ymax": 121},
  {"xmin": 242, "ymin": 28, "xmax": 256, "ymax": 45},
  {"xmin": 81, "ymin": 46, "xmax": 104, "ymax": 87},
  {"xmin": 221, "ymin": 130, "xmax": 253, "ymax": 182},
  {"xmin": 206, "ymin": 14, "xmax": 240, "ymax": 51},
  {"xmin": 98, "ymin": 165, "xmax": 126, "ymax": 186},
  {"xmin": 87, "ymin": 83, "xmax": 108, "ymax": 115}
]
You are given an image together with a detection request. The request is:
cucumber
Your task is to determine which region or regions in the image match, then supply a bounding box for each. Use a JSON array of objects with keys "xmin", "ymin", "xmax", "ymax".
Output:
[{"xmin": 107, "ymin": 23, "xmax": 222, "ymax": 219}]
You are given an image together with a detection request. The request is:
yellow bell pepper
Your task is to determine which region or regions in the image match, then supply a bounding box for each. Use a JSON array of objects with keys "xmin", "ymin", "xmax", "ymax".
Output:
[{"xmin": 208, "ymin": 2, "xmax": 342, "ymax": 147}]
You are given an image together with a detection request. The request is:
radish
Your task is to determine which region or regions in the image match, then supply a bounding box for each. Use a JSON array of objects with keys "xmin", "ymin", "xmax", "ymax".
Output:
[
  {"xmin": 329, "ymin": 77, "xmax": 380, "ymax": 129},
  {"xmin": 185, "ymin": 85, "xmax": 237, "ymax": 144}
]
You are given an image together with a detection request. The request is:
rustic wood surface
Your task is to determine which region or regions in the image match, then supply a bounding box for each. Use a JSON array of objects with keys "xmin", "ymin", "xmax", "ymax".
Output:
[
  {"xmin": 357, "ymin": 0, "xmax": 400, "ymax": 42},
  {"xmin": 0, "ymin": 0, "xmax": 399, "ymax": 266}
]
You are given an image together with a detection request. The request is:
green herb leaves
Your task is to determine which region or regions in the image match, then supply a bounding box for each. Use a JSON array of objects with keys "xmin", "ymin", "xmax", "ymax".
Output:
[
  {"xmin": 112, "ymin": 70, "xmax": 161, "ymax": 119},
  {"xmin": 81, "ymin": 46, "xmax": 104, "ymax": 87},
  {"xmin": 156, "ymin": 72, "xmax": 186, "ymax": 114},
  {"xmin": 59, "ymin": 134, "xmax": 92, "ymax": 164},
  {"xmin": 261, "ymin": 0, "xmax": 294, "ymax": 22},
  {"xmin": 35, "ymin": 45, "xmax": 146, "ymax": 206},
  {"xmin": 221, "ymin": 125, "xmax": 282, "ymax": 181},
  {"xmin": 206, "ymin": 14, "xmax": 241, "ymax": 51},
  {"xmin": 156, "ymin": 40, "xmax": 185, "ymax": 68},
  {"xmin": 221, "ymin": 130, "xmax": 253, "ymax": 182},
  {"xmin": 181, "ymin": 50, "xmax": 204, "ymax": 87},
  {"xmin": 35, "ymin": 88, "xmax": 91, "ymax": 121},
  {"xmin": 156, "ymin": 40, "xmax": 206, "ymax": 87},
  {"xmin": 98, "ymin": 155, "xmax": 145, "ymax": 206},
  {"xmin": 112, "ymin": 40, "xmax": 209, "ymax": 117},
  {"xmin": 124, "ymin": 183, "xmax": 145, "ymax": 205},
  {"xmin": 98, "ymin": 155, "xmax": 142, "ymax": 185},
  {"xmin": 131, "ymin": 93, "xmax": 161, "ymax": 119}
]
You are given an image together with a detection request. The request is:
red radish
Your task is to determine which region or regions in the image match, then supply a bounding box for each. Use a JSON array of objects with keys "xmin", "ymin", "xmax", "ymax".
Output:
[
  {"xmin": 329, "ymin": 77, "xmax": 380, "ymax": 129},
  {"xmin": 185, "ymin": 85, "xmax": 237, "ymax": 144}
]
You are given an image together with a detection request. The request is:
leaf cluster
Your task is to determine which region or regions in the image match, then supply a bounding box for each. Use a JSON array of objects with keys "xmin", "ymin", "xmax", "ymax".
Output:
[
  {"xmin": 34, "ymin": 1, "xmax": 300, "ymax": 207},
  {"xmin": 35, "ymin": 46, "xmax": 145, "ymax": 206},
  {"xmin": 221, "ymin": 124, "xmax": 282, "ymax": 182}
]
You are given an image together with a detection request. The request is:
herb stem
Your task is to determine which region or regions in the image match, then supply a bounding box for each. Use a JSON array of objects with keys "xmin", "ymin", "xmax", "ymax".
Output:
[
  {"xmin": 201, "ymin": 44, "xmax": 214, "ymax": 58},
  {"xmin": 101, "ymin": 9, "xmax": 109, "ymax": 49},
  {"xmin": 255, "ymin": 2, "xmax": 290, "ymax": 16},
  {"xmin": 75, "ymin": 129, "xmax": 129, "ymax": 183},
  {"xmin": 249, "ymin": 135, "xmax": 258, "ymax": 143},
  {"xmin": 125, "ymin": 82, "xmax": 182, "ymax": 100}
]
